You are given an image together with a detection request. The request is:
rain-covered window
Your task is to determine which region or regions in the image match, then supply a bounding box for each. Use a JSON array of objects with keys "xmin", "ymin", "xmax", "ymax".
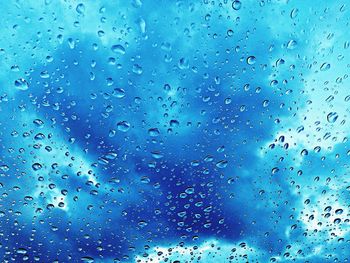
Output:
[{"xmin": 0, "ymin": 0, "xmax": 348, "ymax": 262}]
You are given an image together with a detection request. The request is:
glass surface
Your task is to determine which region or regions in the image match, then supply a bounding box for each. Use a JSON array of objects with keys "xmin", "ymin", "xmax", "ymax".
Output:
[{"xmin": 0, "ymin": 0, "xmax": 348, "ymax": 262}]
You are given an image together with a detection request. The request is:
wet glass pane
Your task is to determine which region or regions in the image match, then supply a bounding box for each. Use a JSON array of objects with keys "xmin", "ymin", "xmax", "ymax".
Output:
[{"xmin": 0, "ymin": 0, "xmax": 348, "ymax": 262}]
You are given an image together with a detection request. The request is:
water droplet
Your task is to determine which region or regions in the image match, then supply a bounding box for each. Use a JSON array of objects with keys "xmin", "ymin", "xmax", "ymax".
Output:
[
  {"xmin": 151, "ymin": 151, "xmax": 164, "ymax": 159},
  {"xmin": 11, "ymin": 65, "xmax": 19, "ymax": 72},
  {"xmin": 286, "ymin": 40, "xmax": 297, "ymax": 49},
  {"xmin": 246, "ymin": 56, "xmax": 256, "ymax": 65},
  {"xmin": 24, "ymin": 196, "xmax": 33, "ymax": 201},
  {"xmin": 178, "ymin": 58, "xmax": 189, "ymax": 69},
  {"xmin": 170, "ymin": 120, "xmax": 179, "ymax": 127},
  {"xmin": 276, "ymin": 58, "xmax": 285, "ymax": 67},
  {"xmin": 117, "ymin": 121, "xmax": 130, "ymax": 132},
  {"xmin": 81, "ymin": 256, "xmax": 94, "ymax": 263},
  {"xmin": 271, "ymin": 167, "xmax": 279, "ymax": 174},
  {"xmin": 300, "ymin": 149, "xmax": 308, "ymax": 156},
  {"xmin": 216, "ymin": 160, "xmax": 228, "ymax": 168},
  {"xmin": 148, "ymin": 128, "xmax": 160, "ymax": 137},
  {"xmin": 40, "ymin": 70, "xmax": 50, "ymax": 78},
  {"xmin": 137, "ymin": 18, "xmax": 146, "ymax": 35},
  {"xmin": 140, "ymin": 176, "xmax": 150, "ymax": 184},
  {"xmin": 185, "ymin": 187, "xmax": 194, "ymax": 194},
  {"xmin": 324, "ymin": 206, "xmax": 332, "ymax": 212},
  {"xmin": 296, "ymin": 126, "xmax": 304, "ymax": 133},
  {"xmin": 232, "ymin": 0, "xmax": 242, "ymax": 10},
  {"xmin": 113, "ymin": 88, "xmax": 126, "ymax": 98},
  {"xmin": 16, "ymin": 248, "xmax": 27, "ymax": 254},
  {"xmin": 0, "ymin": 165, "xmax": 9, "ymax": 172},
  {"xmin": 138, "ymin": 220, "xmax": 148, "ymax": 228},
  {"xmin": 334, "ymin": 218, "xmax": 341, "ymax": 224},
  {"xmin": 225, "ymin": 98, "xmax": 232, "ymax": 104},
  {"xmin": 314, "ymin": 146, "xmax": 321, "ymax": 153},
  {"xmin": 34, "ymin": 133, "xmax": 45, "ymax": 140},
  {"xmin": 335, "ymin": 209, "xmax": 343, "ymax": 215},
  {"xmin": 132, "ymin": 64, "xmax": 143, "ymax": 75},
  {"xmin": 14, "ymin": 78, "xmax": 29, "ymax": 91},
  {"xmin": 327, "ymin": 112, "xmax": 338, "ymax": 123},
  {"xmin": 68, "ymin": 38, "xmax": 75, "ymax": 49},
  {"xmin": 76, "ymin": 3, "xmax": 85, "ymax": 15},
  {"xmin": 111, "ymin": 44, "xmax": 125, "ymax": 55},
  {"xmin": 290, "ymin": 8, "xmax": 299, "ymax": 19},
  {"xmin": 33, "ymin": 119, "xmax": 44, "ymax": 127},
  {"xmin": 32, "ymin": 163, "xmax": 43, "ymax": 171},
  {"xmin": 104, "ymin": 152, "xmax": 118, "ymax": 160},
  {"xmin": 320, "ymin": 62, "xmax": 330, "ymax": 71}
]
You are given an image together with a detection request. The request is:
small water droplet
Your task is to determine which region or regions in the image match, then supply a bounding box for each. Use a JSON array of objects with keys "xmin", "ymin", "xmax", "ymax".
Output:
[
  {"xmin": 32, "ymin": 163, "xmax": 43, "ymax": 171},
  {"xmin": 151, "ymin": 151, "xmax": 164, "ymax": 159},
  {"xmin": 132, "ymin": 64, "xmax": 143, "ymax": 75},
  {"xmin": 76, "ymin": 3, "xmax": 85, "ymax": 15},
  {"xmin": 335, "ymin": 209, "xmax": 343, "ymax": 215},
  {"xmin": 148, "ymin": 128, "xmax": 160, "ymax": 137},
  {"xmin": 113, "ymin": 88, "xmax": 126, "ymax": 98},
  {"xmin": 290, "ymin": 8, "xmax": 299, "ymax": 19},
  {"xmin": 11, "ymin": 65, "xmax": 20, "ymax": 72},
  {"xmin": 0, "ymin": 165, "xmax": 9, "ymax": 172},
  {"xmin": 40, "ymin": 70, "xmax": 50, "ymax": 78},
  {"xmin": 117, "ymin": 121, "xmax": 130, "ymax": 132},
  {"xmin": 185, "ymin": 187, "xmax": 194, "ymax": 194},
  {"xmin": 246, "ymin": 56, "xmax": 256, "ymax": 65},
  {"xmin": 286, "ymin": 40, "xmax": 297, "ymax": 49},
  {"xmin": 33, "ymin": 119, "xmax": 44, "ymax": 128},
  {"xmin": 216, "ymin": 160, "xmax": 228, "ymax": 168},
  {"xmin": 170, "ymin": 120, "xmax": 179, "ymax": 127},
  {"xmin": 327, "ymin": 112, "xmax": 338, "ymax": 123},
  {"xmin": 111, "ymin": 44, "xmax": 125, "ymax": 54},
  {"xmin": 232, "ymin": 0, "xmax": 242, "ymax": 10},
  {"xmin": 14, "ymin": 78, "xmax": 29, "ymax": 91},
  {"xmin": 178, "ymin": 58, "xmax": 189, "ymax": 69},
  {"xmin": 81, "ymin": 256, "xmax": 94, "ymax": 263},
  {"xmin": 16, "ymin": 248, "xmax": 28, "ymax": 254},
  {"xmin": 320, "ymin": 62, "xmax": 330, "ymax": 71},
  {"xmin": 262, "ymin": 100, "xmax": 269, "ymax": 107},
  {"xmin": 271, "ymin": 167, "xmax": 279, "ymax": 174},
  {"xmin": 300, "ymin": 149, "xmax": 308, "ymax": 156}
]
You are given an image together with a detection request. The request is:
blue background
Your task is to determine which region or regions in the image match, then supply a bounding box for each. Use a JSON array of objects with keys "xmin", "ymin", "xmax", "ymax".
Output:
[{"xmin": 0, "ymin": 0, "xmax": 349, "ymax": 262}]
